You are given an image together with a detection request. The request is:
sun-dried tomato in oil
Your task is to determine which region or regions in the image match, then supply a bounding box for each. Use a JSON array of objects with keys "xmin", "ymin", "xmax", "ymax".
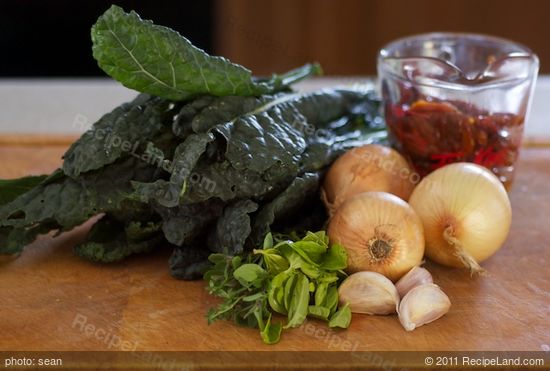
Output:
[{"xmin": 386, "ymin": 100, "xmax": 523, "ymax": 190}]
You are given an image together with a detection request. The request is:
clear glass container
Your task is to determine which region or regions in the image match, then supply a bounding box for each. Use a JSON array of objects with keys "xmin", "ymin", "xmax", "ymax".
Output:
[{"xmin": 378, "ymin": 33, "xmax": 539, "ymax": 190}]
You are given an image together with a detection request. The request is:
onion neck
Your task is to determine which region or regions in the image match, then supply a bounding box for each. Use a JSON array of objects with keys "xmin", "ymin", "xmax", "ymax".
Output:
[{"xmin": 443, "ymin": 225, "xmax": 485, "ymax": 275}]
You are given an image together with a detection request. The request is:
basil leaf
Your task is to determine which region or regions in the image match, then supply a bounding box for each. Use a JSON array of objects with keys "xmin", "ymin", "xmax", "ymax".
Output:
[
  {"xmin": 278, "ymin": 243, "xmax": 302, "ymax": 268},
  {"xmin": 315, "ymin": 282, "xmax": 328, "ymax": 307},
  {"xmin": 231, "ymin": 256, "xmax": 242, "ymax": 269},
  {"xmin": 264, "ymin": 254, "xmax": 290, "ymax": 274},
  {"xmin": 283, "ymin": 273, "xmax": 298, "ymax": 311},
  {"xmin": 299, "ymin": 261, "xmax": 321, "ymax": 279},
  {"xmin": 92, "ymin": 6, "xmax": 321, "ymax": 101},
  {"xmin": 233, "ymin": 264, "xmax": 267, "ymax": 288},
  {"xmin": 320, "ymin": 243, "xmax": 348, "ymax": 271},
  {"xmin": 285, "ymin": 273, "xmax": 310, "ymax": 328},
  {"xmin": 254, "ymin": 249, "xmax": 289, "ymax": 276},
  {"xmin": 318, "ymin": 272, "xmax": 339, "ymax": 284},
  {"xmin": 308, "ymin": 305, "xmax": 331, "ymax": 321},
  {"xmin": 328, "ymin": 303, "xmax": 352, "ymax": 329},
  {"xmin": 278, "ymin": 243, "xmax": 321, "ymax": 279},
  {"xmin": 242, "ymin": 292, "xmax": 265, "ymax": 302},
  {"xmin": 260, "ymin": 314, "xmax": 282, "ymax": 345},
  {"xmin": 269, "ymin": 254, "xmax": 289, "ymax": 270},
  {"xmin": 291, "ymin": 240, "xmax": 326, "ymax": 264},
  {"xmin": 208, "ymin": 253, "xmax": 225, "ymax": 264},
  {"xmin": 268, "ymin": 270, "xmax": 292, "ymax": 315},
  {"xmin": 325, "ymin": 285, "xmax": 339, "ymax": 315},
  {"xmin": 263, "ymin": 232, "xmax": 274, "ymax": 249},
  {"xmin": 302, "ymin": 231, "xmax": 329, "ymax": 248}
]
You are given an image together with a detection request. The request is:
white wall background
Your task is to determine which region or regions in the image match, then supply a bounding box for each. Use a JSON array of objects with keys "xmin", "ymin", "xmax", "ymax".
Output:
[{"xmin": 0, "ymin": 77, "xmax": 548, "ymax": 141}]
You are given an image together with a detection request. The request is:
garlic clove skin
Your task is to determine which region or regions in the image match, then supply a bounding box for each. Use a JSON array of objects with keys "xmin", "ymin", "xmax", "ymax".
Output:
[
  {"xmin": 338, "ymin": 271, "xmax": 400, "ymax": 315},
  {"xmin": 395, "ymin": 266, "xmax": 433, "ymax": 298},
  {"xmin": 398, "ymin": 283, "xmax": 451, "ymax": 331}
]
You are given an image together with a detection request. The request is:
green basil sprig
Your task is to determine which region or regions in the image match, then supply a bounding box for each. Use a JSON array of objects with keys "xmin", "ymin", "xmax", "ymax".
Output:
[{"xmin": 205, "ymin": 231, "xmax": 352, "ymax": 344}]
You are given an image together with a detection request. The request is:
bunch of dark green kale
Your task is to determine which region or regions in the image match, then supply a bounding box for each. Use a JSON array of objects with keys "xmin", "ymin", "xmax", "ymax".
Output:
[{"xmin": 0, "ymin": 5, "xmax": 385, "ymax": 279}]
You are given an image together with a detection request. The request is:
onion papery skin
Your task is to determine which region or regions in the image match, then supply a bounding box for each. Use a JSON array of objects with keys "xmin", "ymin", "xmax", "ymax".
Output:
[
  {"xmin": 328, "ymin": 192, "xmax": 425, "ymax": 282},
  {"xmin": 408, "ymin": 162, "xmax": 512, "ymax": 270},
  {"xmin": 322, "ymin": 145, "xmax": 416, "ymax": 215}
]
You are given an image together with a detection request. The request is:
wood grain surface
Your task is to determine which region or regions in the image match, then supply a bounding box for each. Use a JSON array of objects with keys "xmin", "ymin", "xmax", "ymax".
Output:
[{"xmin": 0, "ymin": 144, "xmax": 548, "ymax": 353}]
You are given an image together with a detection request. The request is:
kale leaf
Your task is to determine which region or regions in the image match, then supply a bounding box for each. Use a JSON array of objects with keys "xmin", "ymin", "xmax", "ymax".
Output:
[
  {"xmin": 208, "ymin": 199, "xmax": 259, "ymax": 255},
  {"xmin": 0, "ymin": 175, "xmax": 48, "ymax": 207},
  {"xmin": 154, "ymin": 198, "xmax": 225, "ymax": 246},
  {"xmin": 91, "ymin": 5, "xmax": 321, "ymax": 101},
  {"xmin": 131, "ymin": 132, "xmax": 215, "ymax": 207},
  {"xmin": 0, "ymin": 157, "xmax": 156, "ymax": 230},
  {"xmin": 0, "ymin": 222, "xmax": 59, "ymax": 255},
  {"xmin": 132, "ymin": 89, "xmax": 373, "ymax": 207},
  {"xmin": 173, "ymin": 95, "xmax": 275, "ymax": 137},
  {"xmin": 250, "ymin": 173, "xmax": 320, "ymax": 247},
  {"xmin": 214, "ymin": 90, "xmax": 368, "ymax": 174},
  {"xmin": 169, "ymin": 245, "xmax": 212, "ymax": 280},
  {"xmin": 74, "ymin": 216, "xmax": 163, "ymax": 263},
  {"xmin": 62, "ymin": 95, "xmax": 177, "ymax": 177}
]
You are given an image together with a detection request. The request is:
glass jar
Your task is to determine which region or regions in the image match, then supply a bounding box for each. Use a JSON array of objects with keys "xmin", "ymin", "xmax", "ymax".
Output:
[{"xmin": 378, "ymin": 33, "xmax": 539, "ymax": 190}]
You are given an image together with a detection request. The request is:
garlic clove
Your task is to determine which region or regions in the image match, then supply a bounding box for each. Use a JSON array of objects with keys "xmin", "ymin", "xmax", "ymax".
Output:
[
  {"xmin": 395, "ymin": 266, "xmax": 433, "ymax": 298},
  {"xmin": 398, "ymin": 283, "xmax": 451, "ymax": 331},
  {"xmin": 338, "ymin": 271, "xmax": 400, "ymax": 315}
]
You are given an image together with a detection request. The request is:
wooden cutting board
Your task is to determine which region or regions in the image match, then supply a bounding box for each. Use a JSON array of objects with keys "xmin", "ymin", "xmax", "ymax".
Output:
[{"xmin": 0, "ymin": 143, "xmax": 549, "ymax": 355}]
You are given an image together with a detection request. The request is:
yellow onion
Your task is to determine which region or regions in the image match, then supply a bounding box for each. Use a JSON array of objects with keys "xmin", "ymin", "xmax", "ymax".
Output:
[
  {"xmin": 408, "ymin": 163, "xmax": 512, "ymax": 274},
  {"xmin": 322, "ymin": 144, "xmax": 416, "ymax": 216},
  {"xmin": 327, "ymin": 192, "xmax": 425, "ymax": 282}
]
